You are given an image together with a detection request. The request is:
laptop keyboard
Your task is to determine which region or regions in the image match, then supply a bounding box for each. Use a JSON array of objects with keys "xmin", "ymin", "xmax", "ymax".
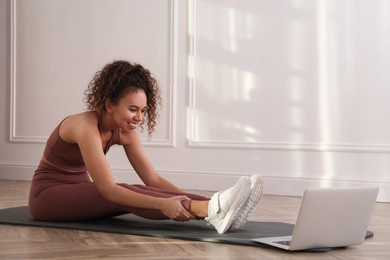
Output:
[{"xmin": 275, "ymin": 240, "xmax": 291, "ymax": 246}]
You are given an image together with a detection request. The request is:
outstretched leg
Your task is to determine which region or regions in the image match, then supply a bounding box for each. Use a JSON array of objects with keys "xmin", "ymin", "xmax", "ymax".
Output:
[{"xmin": 29, "ymin": 181, "xmax": 210, "ymax": 221}]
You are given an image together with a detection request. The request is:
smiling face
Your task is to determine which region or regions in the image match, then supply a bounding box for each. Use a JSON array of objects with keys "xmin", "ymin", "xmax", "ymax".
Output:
[{"xmin": 106, "ymin": 88, "xmax": 148, "ymax": 133}]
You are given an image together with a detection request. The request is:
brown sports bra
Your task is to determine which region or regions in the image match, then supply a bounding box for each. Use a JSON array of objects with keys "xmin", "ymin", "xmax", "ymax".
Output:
[{"xmin": 43, "ymin": 118, "xmax": 120, "ymax": 172}]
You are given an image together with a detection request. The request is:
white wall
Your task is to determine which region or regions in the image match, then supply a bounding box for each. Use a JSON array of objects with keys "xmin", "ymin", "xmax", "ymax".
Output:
[{"xmin": 1, "ymin": 0, "xmax": 389, "ymax": 202}]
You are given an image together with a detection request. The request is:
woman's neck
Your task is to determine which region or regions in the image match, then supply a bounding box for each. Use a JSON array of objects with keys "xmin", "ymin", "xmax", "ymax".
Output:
[{"xmin": 98, "ymin": 112, "xmax": 115, "ymax": 134}]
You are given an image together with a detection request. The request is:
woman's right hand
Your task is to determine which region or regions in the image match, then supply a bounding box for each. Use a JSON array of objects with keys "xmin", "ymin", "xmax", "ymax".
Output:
[{"xmin": 159, "ymin": 196, "xmax": 195, "ymax": 221}]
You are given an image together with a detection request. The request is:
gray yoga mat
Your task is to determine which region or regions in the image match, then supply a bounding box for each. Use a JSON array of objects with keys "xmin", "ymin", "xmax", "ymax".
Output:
[{"xmin": 0, "ymin": 206, "xmax": 373, "ymax": 248}]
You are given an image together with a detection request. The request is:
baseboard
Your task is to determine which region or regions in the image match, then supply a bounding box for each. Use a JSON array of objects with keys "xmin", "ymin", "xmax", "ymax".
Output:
[{"xmin": 1, "ymin": 164, "xmax": 388, "ymax": 202}]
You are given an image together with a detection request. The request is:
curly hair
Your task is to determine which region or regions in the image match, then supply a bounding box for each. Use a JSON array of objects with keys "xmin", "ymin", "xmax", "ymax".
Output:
[{"xmin": 84, "ymin": 60, "xmax": 162, "ymax": 137}]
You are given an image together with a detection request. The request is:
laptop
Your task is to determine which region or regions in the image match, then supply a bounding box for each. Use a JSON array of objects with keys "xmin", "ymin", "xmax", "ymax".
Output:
[{"xmin": 252, "ymin": 186, "xmax": 379, "ymax": 251}]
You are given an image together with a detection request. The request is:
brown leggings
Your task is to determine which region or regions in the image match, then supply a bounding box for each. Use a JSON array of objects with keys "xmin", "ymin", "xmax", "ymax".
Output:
[{"xmin": 29, "ymin": 161, "xmax": 210, "ymax": 221}]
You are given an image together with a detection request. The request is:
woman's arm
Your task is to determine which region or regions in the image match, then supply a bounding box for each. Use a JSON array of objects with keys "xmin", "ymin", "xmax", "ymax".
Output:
[
  {"xmin": 121, "ymin": 131, "xmax": 184, "ymax": 192},
  {"xmin": 67, "ymin": 115, "xmax": 192, "ymax": 220}
]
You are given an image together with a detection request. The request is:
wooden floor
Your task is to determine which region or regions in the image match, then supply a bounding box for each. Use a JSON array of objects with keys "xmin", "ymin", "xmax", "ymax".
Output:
[{"xmin": 0, "ymin": 180, "xmax": 389, "ymax": 260}]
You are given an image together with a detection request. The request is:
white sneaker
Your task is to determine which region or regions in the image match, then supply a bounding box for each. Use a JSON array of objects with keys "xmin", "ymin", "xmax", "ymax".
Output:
[
  {"xmin": 205, "ymin": 176, "xmax": 251, "ymax": 234},
  {"xmin": 231, "ymin": 174, "xmax": 264, "ymax": 230}
]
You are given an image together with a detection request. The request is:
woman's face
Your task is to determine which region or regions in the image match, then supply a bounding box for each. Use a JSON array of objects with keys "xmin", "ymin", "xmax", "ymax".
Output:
[{"xmin": 108, "ymin": 89, "xmax": 148, "ymax": 133}]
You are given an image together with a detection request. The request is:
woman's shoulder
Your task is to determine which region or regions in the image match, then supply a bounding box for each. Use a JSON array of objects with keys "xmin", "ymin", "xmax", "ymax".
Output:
[
  {"xmin": 64, "ymin": 112, "xmax": 98, "ymax": 126},
  {"xmin": 118, "ymin": 128, "xmax": 141, "ymax": 146},
  {"xmin": 59, "ymin": 112, "xmax": 99, "ymax": 142}
]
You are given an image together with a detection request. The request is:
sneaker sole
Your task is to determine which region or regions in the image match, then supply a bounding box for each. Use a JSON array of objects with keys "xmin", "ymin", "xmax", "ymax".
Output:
[
  {"xmin": 231, "ymin": 175, "xmax": 264, "ymax": 229},
  {"xmin": 215, "ymin": 177, "xmax": 251, "ymax": 234}
]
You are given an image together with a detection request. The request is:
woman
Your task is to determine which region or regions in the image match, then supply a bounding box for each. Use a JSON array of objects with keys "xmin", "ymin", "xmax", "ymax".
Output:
[{"xmin": 28, "ymin": 60, "xmax": 263, "ymax": 234}]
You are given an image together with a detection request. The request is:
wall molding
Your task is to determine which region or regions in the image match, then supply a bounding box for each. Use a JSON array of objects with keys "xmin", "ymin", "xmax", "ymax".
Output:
[
  {"xmin": 1, "ymin": 163, "xmax": 388, "ymax": 202},
  {"xmin": 9, "ymin": 0, "xmax": 178, "ymax": 147},
  {"xmin": 187, "ymin": 0, "xmax": 390, "ymax": 153},
  {"xmin": 188, "ymin": 139, "xmax": 390, "ymax": 153}
]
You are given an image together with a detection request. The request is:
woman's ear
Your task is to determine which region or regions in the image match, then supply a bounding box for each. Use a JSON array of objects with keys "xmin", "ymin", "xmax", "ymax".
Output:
[{"xmin": 105, "ymin": 99, "xmax": 113, "ymax": 113}]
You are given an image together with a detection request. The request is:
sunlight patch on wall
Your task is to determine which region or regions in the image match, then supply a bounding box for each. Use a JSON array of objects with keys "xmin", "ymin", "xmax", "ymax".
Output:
[
  {"xmin": 188, "ymin": 0, "xmax": 390, "ymax": 153},
  {"xmin": 317, "ymin": 0, "xmax": 334, "ymax": 178}
]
